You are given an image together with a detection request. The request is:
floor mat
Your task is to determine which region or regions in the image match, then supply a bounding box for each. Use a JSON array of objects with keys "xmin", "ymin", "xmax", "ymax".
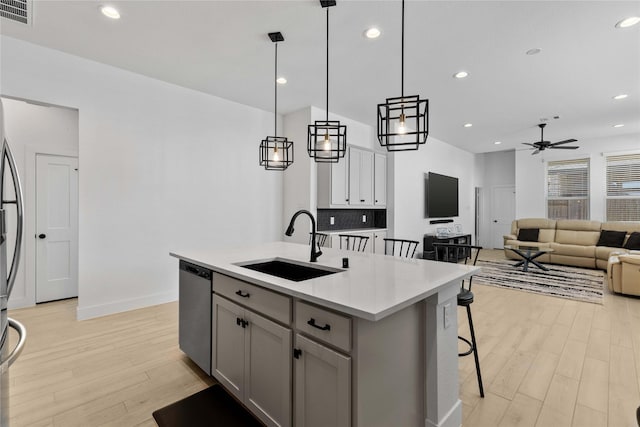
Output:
[{"xmin": 152, "ymin": 384, "xmax": 264, "ymax": 427}]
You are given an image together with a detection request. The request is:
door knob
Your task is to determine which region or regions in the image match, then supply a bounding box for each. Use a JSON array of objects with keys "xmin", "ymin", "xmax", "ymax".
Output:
[
  {"xmin": 38, "ymin": 233, "xmax": 46, "ymax": 239},
  {"xmin": 493, "ymin": 220, "xmax": 498, "ymax": 223}
]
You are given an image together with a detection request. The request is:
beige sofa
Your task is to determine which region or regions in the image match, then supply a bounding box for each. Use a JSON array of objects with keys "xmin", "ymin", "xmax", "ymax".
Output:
[
  {"xmin": 504, "ymin": 218, "xmax": 640, "ymax": 270},
  {"xmin": 607, "ymin": 252, "xmax": 640, "ymax": 296}
]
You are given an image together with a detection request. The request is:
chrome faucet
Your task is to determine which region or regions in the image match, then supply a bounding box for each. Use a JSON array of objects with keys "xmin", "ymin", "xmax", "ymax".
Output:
[{"xmin": 285, "ymin": 210, "xmax": 322, "ymax": 262}]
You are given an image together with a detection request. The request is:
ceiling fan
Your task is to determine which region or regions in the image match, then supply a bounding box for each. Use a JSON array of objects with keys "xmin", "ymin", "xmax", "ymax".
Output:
[{"xmin": 523, "ymin": 123, "xmax": 579, "ymax": 155}]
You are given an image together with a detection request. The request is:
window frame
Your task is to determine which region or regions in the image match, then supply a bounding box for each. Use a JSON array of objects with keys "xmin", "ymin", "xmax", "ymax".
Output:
[{"xmin": 545, "ymin": 157, "xmax": 590, "ymax": 220}]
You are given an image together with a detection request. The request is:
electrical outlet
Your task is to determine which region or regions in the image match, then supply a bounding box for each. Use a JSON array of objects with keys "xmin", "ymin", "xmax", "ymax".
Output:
[
  {"xmin": 362, "ymin": 215, "xmax": 366, "ymax": 223},
  {"xmin": 443, "ymin": 303, "xmax": 452, "ymax": 329},
  {"xmin": 330, "ymin": 216, "xmax": 335, "ymax": 225}
]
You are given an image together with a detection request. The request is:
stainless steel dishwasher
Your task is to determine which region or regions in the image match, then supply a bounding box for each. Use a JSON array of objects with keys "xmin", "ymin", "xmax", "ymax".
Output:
[{"xmin": 179, "ymin": 260, "xmax": 212, "ymax": 374}]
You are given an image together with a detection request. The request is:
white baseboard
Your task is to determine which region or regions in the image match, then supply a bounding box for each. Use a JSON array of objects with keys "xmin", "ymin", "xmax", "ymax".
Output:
[
  {"xmin": 426, "ymin": 399, "xmax": 462, "ymax": 427},
  {"xmin": 76, "ymin": 290, "xmax": 178, "ymax": 320},
  {"xmin": 7, "ymin": 295, "xmax": 34, "ymax": 310}
]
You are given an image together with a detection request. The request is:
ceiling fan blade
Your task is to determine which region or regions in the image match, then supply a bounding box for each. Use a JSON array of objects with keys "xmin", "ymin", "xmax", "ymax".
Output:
[
  {"xmin": 550, "ymin": 139, "xmax": 578, "ymax": 146},
  {"xmin": 531, "ymin": 149, "xmax": 540, "ymax": 155},
  {"xmin": 550, "ymin": 146, "xmax": 579, "ymax": 149},
  {"xmin": 522, "ymin": 143, "xmax": 538, "ymax": 147}
]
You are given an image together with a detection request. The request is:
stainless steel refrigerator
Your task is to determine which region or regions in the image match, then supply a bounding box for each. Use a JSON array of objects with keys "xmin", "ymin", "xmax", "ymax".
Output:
[{"xmin": 0, "ymin": 99, "xmax": 26, "ymax": 427}]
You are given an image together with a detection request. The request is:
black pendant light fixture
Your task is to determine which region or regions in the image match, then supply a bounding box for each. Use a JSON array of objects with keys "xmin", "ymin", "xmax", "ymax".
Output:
[
  {"xmin": 377, "ymin": 0, "xmax": 429, "ymax": 151},
  {"xmin": 307, "ymin": 0, "xmax": 347, "ymax": 163},
  {"xmin": 260, "ymin": 31, "xmax": 294, "ymax": 171}
]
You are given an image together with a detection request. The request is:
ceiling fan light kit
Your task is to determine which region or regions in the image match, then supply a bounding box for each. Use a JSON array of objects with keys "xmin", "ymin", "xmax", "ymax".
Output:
[
  {"xmin": 307, "ymin": 0, "xmax": 347, "ymax": 163},
  {"xmin": 523, "ymin": 123, "xmax": 579, "ymax": 155},
  {"xmin": 259, "ymin": 31, "xmax": 294, "ymax": 171},
  {"xmin": 376, "ymin": 0, "xmax": 429, "ymax": 151}
]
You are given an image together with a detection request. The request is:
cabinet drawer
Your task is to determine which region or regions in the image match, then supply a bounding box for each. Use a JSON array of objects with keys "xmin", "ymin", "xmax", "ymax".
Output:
[
  {"xmin": 213, "ymin": 272, "xmax": 291, "ymax": 325},
  {"xmin": 295, "ymin": 301, "xmax": 351, "ymax": 352}
]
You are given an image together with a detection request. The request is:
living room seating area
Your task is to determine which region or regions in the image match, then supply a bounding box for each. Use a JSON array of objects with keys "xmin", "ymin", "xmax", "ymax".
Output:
[
  {"xmin": 504, "ymin": 218, "xmax": 640, "ymax": 296},
  {"xmin": 504, "ymin": 218, "xmax": 640, "ymax": 269}
]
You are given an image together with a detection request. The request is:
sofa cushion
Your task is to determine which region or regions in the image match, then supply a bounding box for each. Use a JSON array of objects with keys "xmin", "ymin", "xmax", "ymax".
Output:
[
  {"xmin": 555, "ymin": 229, "xmax": 600, "ymax": 246},
  {"xmin": 556, "ymin": 219, "xmax": 602, "ymax": 232},
  {"xmin": 623, "ymin": 232, "xmax": 640, "ymax": 250},
  {"xmin": 549, "ymin": 242, "xmax": 596, "ymax": 258},
  {"xmin": 595, "ymin": 246, "xmax": 627, "ymax": 261},
  {"xmin": 517, "ymin": 228, "xmax": 539, "ymax": 242},
  {"xmin": 511, "ymin": 219, "xmax": 556, "ymax": 242},
  {"xmin": 597, "ymin": 230, "xmax": 627, "ymax": 248},
  {"xmin": 601, "ymin": 221, "xmax": 640, "ymax": 234}
]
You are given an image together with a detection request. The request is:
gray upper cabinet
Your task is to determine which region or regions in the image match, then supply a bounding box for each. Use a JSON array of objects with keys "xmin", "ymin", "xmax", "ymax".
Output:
[
  {"xmin": 374, "ymin": 153, "xmax": 387, "ymax": 207},
  {"xmin": 349, "ymin": 147, "xmax": 373, "ymax": 206},
  {"xmin": 317, "ymin": 146, "xmax": 386, "ymax": 209}
]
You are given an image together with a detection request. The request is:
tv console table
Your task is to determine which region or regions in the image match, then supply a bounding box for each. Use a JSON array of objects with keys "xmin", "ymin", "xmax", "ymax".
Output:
[{"xmin": 423, "ymin": 233, "xmax": 472, "ymax": 261}]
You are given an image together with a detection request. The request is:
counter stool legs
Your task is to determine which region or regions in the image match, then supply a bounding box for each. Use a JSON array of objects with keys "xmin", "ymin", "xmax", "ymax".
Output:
[{"xmin": 459, "ymin": 305, "xmax": 484, "ymax": 398}]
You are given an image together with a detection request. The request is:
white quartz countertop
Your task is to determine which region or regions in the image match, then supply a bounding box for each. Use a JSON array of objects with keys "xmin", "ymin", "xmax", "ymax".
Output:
[{"xmin": 170, "ymin": 241, "xmax": 479, "ymax": 321}]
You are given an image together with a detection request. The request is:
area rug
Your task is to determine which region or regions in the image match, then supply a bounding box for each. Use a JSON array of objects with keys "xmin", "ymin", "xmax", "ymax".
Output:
[
  {"xmin": 473, "ymin": 259, "xmax": 605, "ymax": 304},
  {"xmin": 152, "ymin": 384, "xmax": 263, "ymax": 427}
]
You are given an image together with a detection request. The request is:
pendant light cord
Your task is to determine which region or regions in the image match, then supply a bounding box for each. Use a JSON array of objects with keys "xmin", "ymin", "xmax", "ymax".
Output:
[
  {"xmin": 401, "ymin": 0, "xmax": 404, "ymax": 98},
  {"xmin": 326, "ymin": 7, "xmax": 329, "ymax": 122},
  {"xmin": 274, "ymin": 42, "xmax": 278, "ymax": 137}
]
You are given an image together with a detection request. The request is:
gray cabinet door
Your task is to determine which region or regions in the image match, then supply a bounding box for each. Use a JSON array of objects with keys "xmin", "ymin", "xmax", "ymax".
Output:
[
  {"xmin": 374, "ymin": 153, "xmax": 387, "ymax": 206},
  {"xmin": 294, "ymin": 334, "xmax": 351, "ymax": 427},
  {"xmin": 331, "ymin": 151, "xmax": 349, "ymax": 206},
  {"xmin": 245, "ymin": 311, "xmax": 292, "ymax": 427},
  {"xmin": 212, "ymin": 295, "xmax": 245, "ymax": 401}
]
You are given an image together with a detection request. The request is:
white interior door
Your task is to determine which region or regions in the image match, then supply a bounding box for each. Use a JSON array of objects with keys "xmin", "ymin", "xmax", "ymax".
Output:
[
  {"xmin": 36, "ymin": 154, "xmax": 78, "ymax": 303},
  {"xmin": 491, "ymin": 185, "xmax": 515, "ymax": 249}
]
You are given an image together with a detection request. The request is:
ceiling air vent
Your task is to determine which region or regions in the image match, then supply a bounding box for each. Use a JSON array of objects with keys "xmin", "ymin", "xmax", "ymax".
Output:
[{"xmin": 1, "ymin": 0, "xmax": 31, "ymax": 25}]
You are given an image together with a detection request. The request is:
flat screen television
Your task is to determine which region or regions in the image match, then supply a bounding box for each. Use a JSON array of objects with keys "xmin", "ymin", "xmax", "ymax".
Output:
[{"xmin": 425, "ymin": 172, "xmax": 459, "ymax": 218}]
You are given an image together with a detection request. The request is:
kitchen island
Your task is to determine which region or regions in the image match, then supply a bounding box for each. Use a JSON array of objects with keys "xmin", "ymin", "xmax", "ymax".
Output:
[{"xmin": 171, "ymin": 241, "xmax": 479, "ymax": 427}]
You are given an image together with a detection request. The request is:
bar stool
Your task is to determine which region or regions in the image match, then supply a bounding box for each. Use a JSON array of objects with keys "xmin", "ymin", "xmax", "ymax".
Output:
[
  {"xmin": 383, "ymin": 238, "xmax": 419, "ymax": 258},
  {"xmin": 338, "ymin": 234, "xmax": 369, "ymax": 252},
  {"xmin": 308, "ymin": 232, "xmax": 329, "ymax": 250},
  {"xmin": 432, "ymin": 243, "xmax": 485, "ymax": 398}
]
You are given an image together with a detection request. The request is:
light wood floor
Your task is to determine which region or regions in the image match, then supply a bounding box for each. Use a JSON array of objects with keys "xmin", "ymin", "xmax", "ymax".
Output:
[{"xmin": 6, "ymin": 250, "xmax": 640, "ymax": 426}]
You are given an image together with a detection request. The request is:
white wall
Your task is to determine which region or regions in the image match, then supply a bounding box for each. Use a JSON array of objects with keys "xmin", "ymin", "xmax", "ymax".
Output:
[
  {"xmin": 1, "ymin": 36, "xmax": 283, "ymax": 318},
  {"xmin": 516, "ymin": 133, "xmax": 640, "ymax": 221},
  {"xmin": 1, "ymin": 97, "xmax": 79, "ymax": 308},
  {"xmin": 389, "ymin": 137, "xmax": 477, "ymax": 253},
  {"xmin": 476, "ymin": 150, "xmax": 516, "ymax": 247}
]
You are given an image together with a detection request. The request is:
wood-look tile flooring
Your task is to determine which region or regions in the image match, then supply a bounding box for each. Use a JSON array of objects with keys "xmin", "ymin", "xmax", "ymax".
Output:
[{"xmin": 6, "ymin": 249, "xmax": 640, "ymax": 426}]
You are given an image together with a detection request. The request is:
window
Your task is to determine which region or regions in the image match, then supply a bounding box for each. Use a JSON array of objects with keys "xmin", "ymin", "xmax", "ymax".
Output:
[
  {"xmin": 606, "ymin": 153, "xmax": 640, "ymax": 221},
  {"xmin": 546, "ymin": 158, "xmax": 589, "ymax": 220}
]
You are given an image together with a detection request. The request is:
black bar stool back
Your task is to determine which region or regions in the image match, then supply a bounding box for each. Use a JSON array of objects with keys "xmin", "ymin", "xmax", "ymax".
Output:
[
  {"xmin": 432, "ymin": 242, "xmax": 485, "ymax": 398},
  {"xmin": 308, "ymin": 232, "xmax": 329, "ymax": 250},
  {"xmin": 383, "ymin": 238, "xmax": 419, "ymax": 258},
  {"xmin": 338, "ymin": 234, "xmax": 369, "ymax": 252}
]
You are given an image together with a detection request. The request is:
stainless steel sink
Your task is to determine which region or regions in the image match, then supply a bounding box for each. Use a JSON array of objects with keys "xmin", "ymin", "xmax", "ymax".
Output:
[{"xmin": 235, "ymin": 258, "xmax": 342, "ymax": 282}]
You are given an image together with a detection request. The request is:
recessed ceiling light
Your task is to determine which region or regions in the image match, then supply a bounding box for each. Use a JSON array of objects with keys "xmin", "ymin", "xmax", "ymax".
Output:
[
  {"xmin": 453, "ymin": 71, "xmax": 468, "ymax": 79},
  {"xmin": 464, "ymin": 123, "xmax": 473, "ymax": 128},
  {"xmin": 494, "ymin": 141, "xmax": 502, "ymax": 145},
  {"xmin": 526, "ymin": 48, "xmax": 542, "ymax": 55},
  {"xmin": 99, "ymin": 5, "xmax": 120, "ymax": 19},
  {"xmin": 613, "ymin": 124, "xmax": 625, "ymax": 128},
  {"xmin": 276, "ymin": 77, "xmax": 287, "ymax": 85},
  {"xmin": 364, "ymin": 27, "xmax": 381, "ymax": 39},
  {"xmin": 613, "ymin": 94, "xmax": 628, "ymax": 100},
  {"xmin": 615, "ymin": 17, "xmax": 640, "ymax": 28}
]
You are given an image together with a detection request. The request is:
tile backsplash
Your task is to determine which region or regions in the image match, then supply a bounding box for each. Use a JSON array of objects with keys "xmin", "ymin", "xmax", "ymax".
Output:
[{"xmin": 317, "ymin": 209, "xmax": 386, "ymax": 231}]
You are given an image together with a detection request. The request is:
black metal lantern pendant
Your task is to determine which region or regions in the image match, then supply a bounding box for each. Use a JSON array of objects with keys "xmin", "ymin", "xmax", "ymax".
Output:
[
  {"xmin": 307, "ymin": 0, "xmax": 347, "ymax": 163},
  {"xmin": 377, "ymin": 0, "xmax": 429, "ymax": 151},
  {"xmin": 260, "ymin": 31, "xmax": 294, "ymax": 171}
]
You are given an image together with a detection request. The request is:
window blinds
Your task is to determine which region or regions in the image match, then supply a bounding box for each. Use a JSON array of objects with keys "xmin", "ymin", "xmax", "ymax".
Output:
[
  {"xmin": 547, "ymin": 158, "xmax": 589, "ymax": 220},
  {"xmin": 606, "ymin": 153, "xmax": 640, "ymax": 221}
]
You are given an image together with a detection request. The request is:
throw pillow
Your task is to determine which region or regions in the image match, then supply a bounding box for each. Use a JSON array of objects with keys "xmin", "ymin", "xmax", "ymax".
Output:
[
  {"xmin": 596, "ymin": 230, "xmax": 627, "ymax": 248},
  {"xmin": 517, "ymin": 228, "xmax": 539, "ymax": 242},
  {"xmin": 623, "ymin": 232, "xmax": 640, "ymax": 250}
]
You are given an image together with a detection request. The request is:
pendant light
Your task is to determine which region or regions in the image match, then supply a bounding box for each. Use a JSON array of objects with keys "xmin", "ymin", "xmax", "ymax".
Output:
[
  {"xmin": 260, "ymin": 32, "xmax": 294, "ymax": 171},
  {"xmin": 377, "ymin": 0, "xmax": 429, "ymax": 151},
  {"xmin": 307, "ymin": 0, "xmax": 347, "ymax": 163}
]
